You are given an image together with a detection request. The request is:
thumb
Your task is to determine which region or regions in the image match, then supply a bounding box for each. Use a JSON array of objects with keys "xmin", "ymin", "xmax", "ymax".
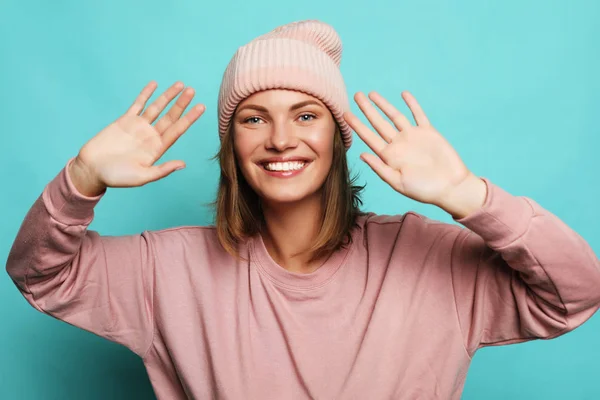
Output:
[
  {"xmin": 361, "ymin": 153, "xmax": 400, "ymax": 189},
  {"xmin": 144, "ymin": 160, "xmax": 186, "ymax": 183}
]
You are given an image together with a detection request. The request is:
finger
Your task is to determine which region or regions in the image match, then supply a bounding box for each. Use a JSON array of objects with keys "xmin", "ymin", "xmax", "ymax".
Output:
[
  {"xmin": 126, "ymin": 81, "xmax": 158, "ymax": 116},
  {"xmin": 401, "ymin": 91, "xmax": 431, "ymax": 127},
  {"xmin": 360, "ymin": 152, "xmax": 401, "ymax": 190},
  {"xmin": 353, "ymin": 92, "xmax": 397, "ymax": 143},
  {"xmin": 144, "ymin": 160, "xmax": 186, "ymax": 183},
  {"xmin": 367, "ymin": 92, "xmax": 413, "ymax": 132},
  {"xmin": 154, "ymin": 87, "xmax": 196, "ymax": 135},
  {"xmin": 343, "ymin": 111, "xmax": 387, "ymax": 156},
  {"xmin": 161, "ymin": 103, "xmax": 206, "ymax": 150},
  {"xmin": 141, "ymin": 81, "xmax": 185, "ymax": 124}
]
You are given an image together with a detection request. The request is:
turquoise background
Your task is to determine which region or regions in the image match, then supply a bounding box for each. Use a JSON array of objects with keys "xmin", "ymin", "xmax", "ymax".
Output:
[{"xmin": 1, "ymin": 0, "xmax": 599, "ymax": 398}]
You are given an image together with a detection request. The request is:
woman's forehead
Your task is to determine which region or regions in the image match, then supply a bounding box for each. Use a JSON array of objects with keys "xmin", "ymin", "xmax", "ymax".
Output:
[{"xmin": 237, "ymin": 89, "xmax": 326, "ymax": 111}]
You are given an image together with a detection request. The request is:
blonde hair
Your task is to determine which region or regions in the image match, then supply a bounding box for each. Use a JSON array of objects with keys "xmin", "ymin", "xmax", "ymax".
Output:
[{"xmin": 211, "ymin": 123, "xmax": 365, "ymax": 263}]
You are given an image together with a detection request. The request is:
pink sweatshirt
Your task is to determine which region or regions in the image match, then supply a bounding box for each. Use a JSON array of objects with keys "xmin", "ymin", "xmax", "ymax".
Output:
[{"xmin": 6, "ymin": 158, "xmax": 600, "ymax": 399}]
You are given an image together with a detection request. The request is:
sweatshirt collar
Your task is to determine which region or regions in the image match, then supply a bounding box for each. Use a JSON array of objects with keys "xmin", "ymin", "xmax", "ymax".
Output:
[{"xmin": 250, "ymin": 227, "xmax": 359, "ymax": 290}]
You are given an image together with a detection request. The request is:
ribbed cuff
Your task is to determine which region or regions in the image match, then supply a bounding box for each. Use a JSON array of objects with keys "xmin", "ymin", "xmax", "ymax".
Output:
[
  {"xmin": 42, "ymin": 157, "xmax": 105, "ymax": 225},
  {"xmin": 454, "ymin": 177, "xmax": 534, "ymax": 248}
]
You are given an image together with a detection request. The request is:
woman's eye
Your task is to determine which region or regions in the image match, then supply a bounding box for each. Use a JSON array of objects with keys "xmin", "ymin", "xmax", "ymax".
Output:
[
  {"xmin": 299, "ymin": 114, "xmax": 315, "ymax": 122},
  {"xmin": 244, "ymin": 117, "xmax": 263, "ymax": 124}
]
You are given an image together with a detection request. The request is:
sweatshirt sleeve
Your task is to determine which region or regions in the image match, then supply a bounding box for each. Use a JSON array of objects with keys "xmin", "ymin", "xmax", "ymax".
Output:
[
  {"xmin": 450, "ymin": 177, "xmax": 600, "ymax": 357},
  {"xmin": 5, "ymin": 158, "xmax": 155, "ymax": 358}
]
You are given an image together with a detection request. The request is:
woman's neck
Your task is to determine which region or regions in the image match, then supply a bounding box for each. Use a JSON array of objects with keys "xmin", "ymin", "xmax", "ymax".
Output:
[{"xmin": 260, "ymin": 195, "xmax": 328, "ymax": 274}]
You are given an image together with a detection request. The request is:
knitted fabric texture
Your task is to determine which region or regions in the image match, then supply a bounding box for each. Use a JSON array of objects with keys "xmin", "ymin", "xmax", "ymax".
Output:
[{"xmin": 217, "ymin": 20, "xmax": 352, "ymax": 149}]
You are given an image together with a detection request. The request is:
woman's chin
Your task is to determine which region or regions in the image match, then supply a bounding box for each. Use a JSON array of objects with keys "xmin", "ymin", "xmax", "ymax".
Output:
[{"xmin": 259, "ymin": 189, "xmax": 320, "ymax": 207}]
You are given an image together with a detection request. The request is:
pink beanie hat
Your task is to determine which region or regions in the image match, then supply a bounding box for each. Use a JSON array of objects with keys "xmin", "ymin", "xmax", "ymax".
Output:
[{"xmin": 217, "ymin": 20, "xmax": 352, "ymax": 149}]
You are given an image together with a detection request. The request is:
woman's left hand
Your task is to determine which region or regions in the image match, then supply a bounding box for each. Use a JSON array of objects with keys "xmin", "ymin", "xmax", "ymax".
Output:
[{"xmin": 343, "ymin": 91, "xmax": 487, "ymax": 218}]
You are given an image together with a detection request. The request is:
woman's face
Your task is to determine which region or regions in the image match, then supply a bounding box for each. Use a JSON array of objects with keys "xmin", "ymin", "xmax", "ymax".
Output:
[{"xmin": 233, "ymin": 89, "xmax": 336, "ymax": 207}]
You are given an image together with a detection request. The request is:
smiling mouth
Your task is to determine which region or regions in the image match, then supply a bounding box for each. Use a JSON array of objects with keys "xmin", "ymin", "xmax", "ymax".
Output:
[
  {"xmin": 261, "ymin": 160, "xmax": 308, "ymax": 172},
  {"xmin": 259, "ymin": 160, "xmax": 311, "ymax": 177}
]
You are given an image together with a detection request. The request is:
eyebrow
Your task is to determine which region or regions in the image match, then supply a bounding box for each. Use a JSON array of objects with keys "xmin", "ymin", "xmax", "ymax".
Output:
[{"xmin": 236, "ymin": 100, "xmax": 323, "ymax": 114}]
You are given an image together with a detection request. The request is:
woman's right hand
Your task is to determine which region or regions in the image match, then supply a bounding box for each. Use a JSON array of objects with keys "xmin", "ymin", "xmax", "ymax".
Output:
[{"xmin": 69, "ymin": 81, "xmax": 205, "ymax": 197}]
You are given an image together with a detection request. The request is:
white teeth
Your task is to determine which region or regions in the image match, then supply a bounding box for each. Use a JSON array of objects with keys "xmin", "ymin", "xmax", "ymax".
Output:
[{"xmin": 264, "ymin": 161, "xmax": 306, "ymax": 171}]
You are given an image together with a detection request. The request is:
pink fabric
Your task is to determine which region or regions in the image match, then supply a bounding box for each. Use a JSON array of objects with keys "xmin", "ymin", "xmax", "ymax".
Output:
[
  {"xmin": 217, "ymin": 20, "xmax": 353, "ymax": 148},
  {"xmin": 6, "ymin": 158, "xmax": 600, "ymax": 399}
]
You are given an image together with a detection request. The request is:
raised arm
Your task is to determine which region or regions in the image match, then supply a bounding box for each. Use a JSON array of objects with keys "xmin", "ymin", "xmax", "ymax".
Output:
[
  {"xmin": 451, "ymin": 179, "xmax": 600, "ymax": 355},
  {"xmin": 343, "ymin": 88, "xmax": 600, "ymax": 356},
  {"xmin": 6, "ymin": 81, "xmax": 205, "ymax": 356}
]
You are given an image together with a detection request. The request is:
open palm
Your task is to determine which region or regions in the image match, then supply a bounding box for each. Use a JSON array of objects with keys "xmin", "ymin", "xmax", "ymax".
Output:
[
  {"xmin": 344, "ymin": 91, "xmax": 472, "ymax": 206},
  {"xmin": 78, "ymin": 81, "xmax": 205, "ymax": 188}
]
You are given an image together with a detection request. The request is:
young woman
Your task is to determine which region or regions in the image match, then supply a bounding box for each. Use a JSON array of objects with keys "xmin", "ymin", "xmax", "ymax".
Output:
[{"xmin": 6, "ymin": 20, "xmax": 600, "ymax": 399}]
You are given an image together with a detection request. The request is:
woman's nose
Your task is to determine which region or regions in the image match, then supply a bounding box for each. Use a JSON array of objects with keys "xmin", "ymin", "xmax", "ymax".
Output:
[{"xmin": 267, "ymin": 123, "xmax": 298, "ymax": 151}]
